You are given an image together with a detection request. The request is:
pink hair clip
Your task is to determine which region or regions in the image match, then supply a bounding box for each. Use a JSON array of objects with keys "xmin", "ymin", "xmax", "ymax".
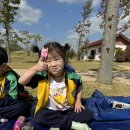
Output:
[{"xmin": 40, "ymin": 48, "xmax": 48, "ymax": 60}]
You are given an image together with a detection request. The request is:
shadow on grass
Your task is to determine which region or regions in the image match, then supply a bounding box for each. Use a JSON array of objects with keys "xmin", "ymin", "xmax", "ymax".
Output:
[
  {"xmin": 80, "ymin": 69, "xmax": 130, "ymax": 83},
  {"xmin": 23, "ymin": 61, "xmax": 38, "ymax": 63},
  {"xmin": 90, "ymin": 69, "xmax": 98, "ymax": 71},
  {"xmin": 113, "ymin": 70, "xmax": 130, "ymax": 80}
]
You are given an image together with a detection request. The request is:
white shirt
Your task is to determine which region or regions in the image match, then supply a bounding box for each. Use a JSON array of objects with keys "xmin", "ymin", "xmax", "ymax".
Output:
[{"xmin": 45, "ymin": 77, "xmax": 71, "ymax": 111}]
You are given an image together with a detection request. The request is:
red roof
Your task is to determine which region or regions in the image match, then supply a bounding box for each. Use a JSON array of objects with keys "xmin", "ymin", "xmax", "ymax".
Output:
[
  {"xmin": 87, "ymin": 39, "xmax": 103, "ymax": 47},
  {"xmin": 82, "ymin": 34, "xmax": 130, "ymax": 49}
]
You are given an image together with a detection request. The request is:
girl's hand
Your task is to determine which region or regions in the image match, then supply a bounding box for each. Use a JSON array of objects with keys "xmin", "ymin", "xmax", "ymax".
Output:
[
  {"xmin": 74, "ymin": 100, "xmax": 85, "ymax": 113},
  {"xmin": 34, "ymin": 58, "xmax": 48, "ymax": 72}
]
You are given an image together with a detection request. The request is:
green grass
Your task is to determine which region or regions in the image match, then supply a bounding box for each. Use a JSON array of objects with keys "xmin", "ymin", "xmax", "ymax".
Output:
[
  {"xmin": 69, "ymin": 60, "xmax": 99, "ymax": 72},
  {"xmin": 82, "ymin": 81, "xmax": 130, "ymax": 98},
  {"xmin": 116, "ymin": 62, "xmax": 130, "ymax": 66},
  {"xmin": 8, "ymin": 51, "xmax": 39, "ymax": 69},
  {"xmin": 70, "ymin": 60, "xmax": 124, "ymax": 72}
]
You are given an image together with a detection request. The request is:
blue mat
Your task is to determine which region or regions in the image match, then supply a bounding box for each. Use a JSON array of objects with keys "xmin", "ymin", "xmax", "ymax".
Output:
[{"xmin": 89, "ymin": 120, "xmax": 130, "ymax": 130}]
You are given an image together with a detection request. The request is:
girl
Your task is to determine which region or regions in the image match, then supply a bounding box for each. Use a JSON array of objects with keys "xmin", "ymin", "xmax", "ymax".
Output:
[{"xmin": 19, "ymin": 42, "xmax": 92, "ymax": 130}]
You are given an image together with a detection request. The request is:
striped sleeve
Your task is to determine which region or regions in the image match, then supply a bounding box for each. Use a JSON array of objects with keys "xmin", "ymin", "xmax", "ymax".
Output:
[
  {"xmin": 67, "ymin": 72, "xmax": 83, "ymax": 92},
  {"xmin": 0, "ymin": 72, "xmax": 18, "ymax": 106},
  {"xmin": 6, "ymin": 72, "xmax": 18, "ymax": 99}
]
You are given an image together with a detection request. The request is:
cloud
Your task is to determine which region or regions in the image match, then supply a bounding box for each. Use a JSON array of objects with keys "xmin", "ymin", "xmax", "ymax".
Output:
[
  {"xmin": 19, "ymin": 0, "xmax": 43, "ymax": 25},
  {"xmin": 45, "ymin": 24, "xmax": 51, "ymax": 28},
  {"xmin": 118, "ymin": 16, "xmax": 130, "ymax": 39},
  {"xmin": 92, "ymin": 0, "xmax": 100, "ymax": 8},
  {"xmin": 57, "ymin": 0, "xmax": 101, "ymax": 5},
  {"xmin": 56, "ymin": 0, "xmax": 86, "ymax": 4},
  {"xmin": 118, "ymin": 16, "xmax": 129, "ymax": 28},
  {"xmin": 89, "ymin": 15, "xmax": 103, "ymax": 35},
  {"xmin": 64, "ymin": 29, "xmax": 79, "ymax": 51}
]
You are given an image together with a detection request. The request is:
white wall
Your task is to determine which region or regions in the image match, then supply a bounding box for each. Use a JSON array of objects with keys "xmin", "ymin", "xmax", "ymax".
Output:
[
  {"xmin": 116, "ymin": 45, "xmax": 127, "ymax": 51},
  {"xmin": 83, "ymin": 44, "xmax": 127, "ymax": 61},
  {"xmin": 83, "ymin": 45, "xmax": 101, "ymax": 60}
]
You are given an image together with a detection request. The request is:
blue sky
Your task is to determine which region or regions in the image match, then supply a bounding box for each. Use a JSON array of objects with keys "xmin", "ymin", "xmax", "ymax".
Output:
[{"xmin": 5, "ymin": 0, "xmax": 130, "ymax": 50}]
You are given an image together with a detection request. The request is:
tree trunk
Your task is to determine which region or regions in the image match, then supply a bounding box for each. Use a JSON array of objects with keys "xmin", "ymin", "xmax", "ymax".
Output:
[
  {"xmin": 97, "ymin": 0, "xmax": 120, "ymax": 85},
  {"xmin": 5, "ymin": 23, "xmax": 11, "ymax": 63}
]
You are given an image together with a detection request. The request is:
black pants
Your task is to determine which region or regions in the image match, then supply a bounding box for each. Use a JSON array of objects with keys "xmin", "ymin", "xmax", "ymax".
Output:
[
  {"xmin": 35, "ymin": 107, "xmax": 93, "ymax": 130},
  {"xmin": 0, "ymin": 101, "xmax": 31, "ymax": 119}
]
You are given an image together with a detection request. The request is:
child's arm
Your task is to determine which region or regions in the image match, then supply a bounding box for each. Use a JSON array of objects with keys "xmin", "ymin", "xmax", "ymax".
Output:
[
  {"xmin": 19, "ymin": 58, "xmax": 48, "ymax": 85},
  {"xmin": 74, "ymin": 86, "xmax": 85, "ymax": 113}
]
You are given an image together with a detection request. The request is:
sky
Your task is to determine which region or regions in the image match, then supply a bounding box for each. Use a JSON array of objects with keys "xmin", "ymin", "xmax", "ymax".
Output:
[{"xmin": 3, "ymin": 0, "xmax": 130, "ymax": 50}]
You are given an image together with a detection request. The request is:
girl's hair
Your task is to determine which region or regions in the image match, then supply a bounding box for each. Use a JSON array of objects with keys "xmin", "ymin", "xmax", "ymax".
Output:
[
  {"xmin": 44, "ymin": 42, "xmax": 70, "ymax": 64},
  {"xmin": 0, "ymin": 47, "xmax": 8, "ymax": 65}
]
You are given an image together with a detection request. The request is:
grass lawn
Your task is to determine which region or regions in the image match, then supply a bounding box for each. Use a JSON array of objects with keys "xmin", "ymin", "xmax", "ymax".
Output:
[
  {"xmin": 8, "ymin": 51, "xmax": 39, "ymax": 69},
  {"xmin": 82, "ymin": 81, "xmax": 130, "ymax": 98},
  {"xmin": 9, "ymin": 51, "xmax": 130, "ymax": 98}
]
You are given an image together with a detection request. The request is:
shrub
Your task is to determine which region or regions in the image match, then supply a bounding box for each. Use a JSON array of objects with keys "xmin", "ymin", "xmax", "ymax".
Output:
[
  {"xmin": 115, "ymin": 48, "xmax": 125, "ymax": 62},
  {"xmin": 125, "ymin": 45, "xmax": 130, "ymax": 62}
]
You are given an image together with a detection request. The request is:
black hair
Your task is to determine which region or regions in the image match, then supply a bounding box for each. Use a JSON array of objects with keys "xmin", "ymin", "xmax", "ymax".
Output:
[
  {"xmin": 0, "ymin": 46, "xmax": 8, "ymax": 65},
  {"xmin": 44, "ymin": 42, "xmax": 69, "ymax": 64},
  {"xmin": 32, "ymin": 45, "xmax": 39, "ymax": 53},
  {"xmin": 64, "ymin": 43, "xmax": 70, "ymax": 51}
]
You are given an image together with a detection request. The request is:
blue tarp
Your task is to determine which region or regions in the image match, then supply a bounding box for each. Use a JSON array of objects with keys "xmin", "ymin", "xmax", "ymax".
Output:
[{"xmin": 86, "ymin": 89, "xmax": 130, "ymax": 121}]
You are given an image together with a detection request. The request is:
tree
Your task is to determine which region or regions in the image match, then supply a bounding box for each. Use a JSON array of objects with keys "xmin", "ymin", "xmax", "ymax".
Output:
[
  {"xmin": 0, "ymin": 29, "xmax": 23, "ymax": 52},
  {"xmin": 75, "ymin": 0, "xmax": 92, "ymax": 61},
  {"xmin": 31, "ymin": 34, "xmax": 42, "ymax": 57},
  {"xmin": 9, "ymin": 29, "xmax": 23, "ymax": 52},
  {"xmin": 0, "ymin": 31, "xmax": 6, "ymax": 46},
  {"xmin": 97, "ymin": 0, "xmax": 120, "ymax": 84},
  {"xmin": 32, "ymin": 34, "xmax": 42, "ymax": 46},
  {"xmin": 97, "ymin": 0, "xmax": 129, "ymax": 84},
  {"xmin": 0, "ymin": 0, "xmax": 20, "ymax": 62},
  {"xmin": 20, "ymin": 30, "xmax": 32, "ymax": 55},
  {"xmin": 67, "ymin": 49, "xmax": 76, "ymax": 59}
]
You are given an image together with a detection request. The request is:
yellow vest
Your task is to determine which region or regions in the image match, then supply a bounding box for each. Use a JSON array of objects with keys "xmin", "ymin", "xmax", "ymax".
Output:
[
  {"xmin": 0, "ymin": 77, "xmax": 5, "ymax": 98},
  {"xmin": 34, "ymin": 78, "xmax": 76, "ymax": 114}
]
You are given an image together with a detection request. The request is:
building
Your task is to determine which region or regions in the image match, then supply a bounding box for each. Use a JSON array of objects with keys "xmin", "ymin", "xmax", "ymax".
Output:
[{"xmin": 83, "ymin": 34, "xmax": 130, "ymax": 60}]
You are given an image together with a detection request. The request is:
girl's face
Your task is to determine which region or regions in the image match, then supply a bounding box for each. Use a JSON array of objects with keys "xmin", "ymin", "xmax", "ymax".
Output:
[{"xmin": 46, "ymin": 50, "xmax": 64, "ymax": 77}]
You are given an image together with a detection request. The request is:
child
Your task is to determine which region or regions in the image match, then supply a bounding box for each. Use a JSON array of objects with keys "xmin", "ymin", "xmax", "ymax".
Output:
[
  {"xmin": 0, "ymin": 46, "xmax": 31, "ymax": 120},
  {"xmin": 19, "ymin": 42, "xmax": 92, "ymax": 130}
]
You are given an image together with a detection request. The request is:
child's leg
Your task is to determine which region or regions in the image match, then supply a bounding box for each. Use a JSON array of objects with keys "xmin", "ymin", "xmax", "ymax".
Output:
[
  {"xmin": 35, "ymin": 108, "xmax": 72, "ymax": 129},
  {"xmin": 35, "ymin": 108, "xmax": 92, "ymax": 130},
  {"xmin": 0, "ymin": 101, "xmax": 31, "ymax": 119},
  {"xmin": 65, "ymin": 108, "xmax": 92, "ymax": 130},
  {"xmin": 66, "ymin": 108, "xmax": 93, "ymax": 123}
]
